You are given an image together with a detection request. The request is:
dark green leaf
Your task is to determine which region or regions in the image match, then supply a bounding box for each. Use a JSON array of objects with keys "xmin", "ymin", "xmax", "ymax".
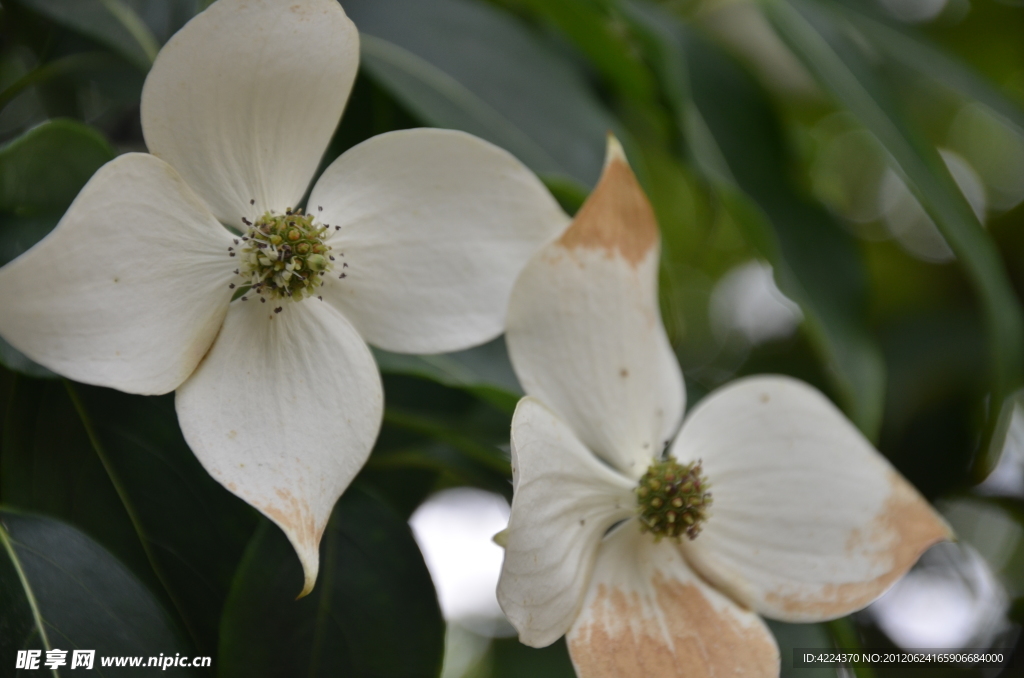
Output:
[
  {"xmin": 1, "ymin": 375, "xmax": 266, "ymax": 657},
  {"xmin": 834, "ymin": 2, "xmax": 1024, "ymax": 133},
  {"xmin": 366, "ymin": 374, "xmax": 515, "ymax": 510},
  {"xmin": 825, "ymin": 617, "xmax": 876, "ymax": 678},
  {"xmin": 10, "ymin": 0, "xmax": 199, "ymax": 70},
  {"xmin": 765, "ymin": 620, "xmax": 841, "ymax": 678},
  {"xmin": 382, "ymin": 407, "xmax": 512, "ymax": 479},
  {"xmin": 345, "ymin": 0, "xmax": 615, "ymax": 188},
  {"xmin": 0, "ymin": 214, "xmax": 58, "ymax": 268},
  {"xmin": 512, "ymin": 0, "xmax": 657, "ymax": 103},
  {"xmin": 878, "ymin": 310, "xmax": 986, "ymax": 497},
  {"xmin": 67, "ymin": 384, "xmax": 259, "ymax": 656},
  {"xmin": 0, "ymin": 118, "xmax": 114, "ymax": 216},
  {"xmin": 490, "ymin": 637, "xmax": 575, "ymax": 678},
  {"xmin": 681, "ymin": 29, "xmax": 886, "ymax": 437},
  {"xmin": 761, "ymin": 0, "xmax": 1024, "ymax": 469},
  {"xmin": 0, "ymin": 509, "xmax": 195, "ymax": 674},
  {"xmin": 218, "ymin": 487, "xmax": 445, "ymax": 678},
  {"xmin": 541, "ymin": 175, "xmax": 589, "ymax": 216},
  {"xmin": 374, "ymin": 338, "xmax": 522, "ymax": 414},
  {"xmin": 1, "ymin": 378, "xmax": 159, "ymax": 596},
  {"xmin": 620, "ymin": 0, "xmax": 692, "ymax": 145},
  {"xmin": 0, "ymin": 51, "xmax": 126, "ymax": 115},
  {"xmin": 366, "ymin": 441, "xmax": 511, "ymax": 505},
  {"xmin": 1010, "ymin": 596, "xmax": 1024, "ymax": 625}
]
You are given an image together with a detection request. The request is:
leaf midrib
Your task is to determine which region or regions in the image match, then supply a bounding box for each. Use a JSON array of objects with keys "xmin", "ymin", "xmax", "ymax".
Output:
[{"xmin": 0, "ymin": 517, "xmax": 60, "ymax": 678}]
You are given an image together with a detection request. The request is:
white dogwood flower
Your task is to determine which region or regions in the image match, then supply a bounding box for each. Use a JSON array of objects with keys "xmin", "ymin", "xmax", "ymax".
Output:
[
  {"xmin": 0, "ymin": 0, "xmax": 567, "ymax": 595},
  {"xmin": 496, "ymin": 138, "xmax": 952, "ymax": 676}
]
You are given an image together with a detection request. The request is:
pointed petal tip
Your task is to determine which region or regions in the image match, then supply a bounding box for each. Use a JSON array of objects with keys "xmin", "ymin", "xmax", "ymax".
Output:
[
  {"xmin": 296, "ymin": 575, "xmax": 317, "ymax": 600},
  {"xmin": 756, "ymin": 473, "xmax": 955, "ymax": 622},
  {"xmin": 493, "ymin": 528, "xmax": 510, "ymax": 548},
  {"xmin": 294, "ymin": 540, "xmax": 321, "ymax": 600},
  {"xmin": 603, "ymin": 133, "xmax": 628, "ymax": 169},
  {"xmin": 557, "ymin": 134, "xmax": 658, "ymax": 267}
]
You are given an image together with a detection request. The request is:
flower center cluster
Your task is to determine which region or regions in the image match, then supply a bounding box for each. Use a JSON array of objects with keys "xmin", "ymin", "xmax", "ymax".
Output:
[
  {"xmin": 236, "ymin": 208, "xmax": 333, "ymax": 301},
  {"xmin": 636, "ymin": 457, "xmax": 712, "ymax": 541}
]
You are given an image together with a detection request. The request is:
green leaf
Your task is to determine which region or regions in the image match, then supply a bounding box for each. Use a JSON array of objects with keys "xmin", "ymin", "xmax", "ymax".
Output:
[
  {"xmin": 760, "ymin": 0, "xmax": 1024, "ymax": 469},
  {"xmin": 0, "ymin": 118, "xmax": 114, "ymax": 216},
  {"xmin": 512, "ymin": 0, "xmax": 657, "ymax": 103},
  {"xmin": 218, "ymin": 487, "xmax": 445, "ymax": 678},
  {"xmin": 824, "ymin": 617, "xmax": 876, "ymax": 678},
  {"xmin": 619, "ymin": 0, "xmax": 692, "ymax": 143},
  {"xmin": 0, "ymin": 509, "xmax": 195, "ymax": 673},
  {"xmin": 0, "ymin": 51, "xmax": 125, "ymax": 114},
  {"xmin": 490, "ymin": 637, "xmax": 576, "ymax": 678},
  {"xmin": 10, "ymin": 0, "xmax": 199, "ymax": 70},
  {"xmin": 382, "ymin": 407, "xmax": 512, "ymax": 479},
  {"xmin": 366, "ymin": 374, "xmax": 515, "ymax": 511},
  {"xmin": 66, "ymin": 384, "xmax": 259, "ymax": 656},
  {"xmin": 366, "ymin": 441, "xmax": 511, "ymax": 507},
  {"xmin": 2, "ymin": 379, "xmax": 258, "ymax": 655},
  {"xmin": 681, "ymin": 29, "xmax": 886, "ymax": 438},
  {"xmin": 765, "ymin": 620, "xmax": 841, "ymax": 678},
  {"xmin": 834, "ymin": 2, "xmax": 1024, "ymax": 134},
  {"xmin": 541, "ymin": 175, "xmax": 589, "ymax": 216},
  {"xmin": 1010, "ymin": 596, "xmax": 1024, "ymax": 625},
  {"xmin": 345, "ymin": 0, "xmax": 616, "ymax": 188},
  {"xmin": 373, "ymin": 338, "xmax": 522, "ymax": 414},
  {"xmin": 1, "ymin": 378, "xmax": 159, "ymax": 595}
]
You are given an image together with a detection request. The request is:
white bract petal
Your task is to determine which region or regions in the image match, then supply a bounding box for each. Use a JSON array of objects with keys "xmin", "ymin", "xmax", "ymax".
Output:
[
  {"xmin": 1, "ymin": 0, "xmax": 620, "ymax": 599},
  {"xmin": 141, "ymin": 0, "xmax": 359, "ymax": 224},
  {"xmin": 0, "ymin": 153, "xmax": 233, "ymax": 394},
  {"xmin": 500, "ymin": 136, "xmax": 952, "ymax": 672},
  {"xmin": 175, "ymin": 299, "xmax": 383, "ymax": 596},
  {"xmin": 675, "ymin": 376, "xmax": 953, "ymax": 622},
  {"xmin": 506, "ymin": 138, "xmax": 684, "ymax": 479},
  {"xmin": 497, "ymin": 397, "xmax": 636, "ymax": 648},
  {"xmin": 567, "ymin": 525, "xmax": 779, "ymax": 678},
  {"xmin": 310, "ymin": 128, "xmax": 569, "ymax": 354}
]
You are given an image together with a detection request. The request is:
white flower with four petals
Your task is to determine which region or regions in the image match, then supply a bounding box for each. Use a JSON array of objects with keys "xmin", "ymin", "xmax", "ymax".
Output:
[
  {"xmin": 0, "ymin": 0, "xmax": 567, "ymax": 594},
  {"xmin": 496, "ymin": 138, "xmax": 953, "ymax": 677}
]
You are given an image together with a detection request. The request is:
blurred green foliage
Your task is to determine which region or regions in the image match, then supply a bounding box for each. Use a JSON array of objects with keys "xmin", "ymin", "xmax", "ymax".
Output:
[{"xmin": 0, "ymin": 0, "xmax": 1022, "ymax": 675}]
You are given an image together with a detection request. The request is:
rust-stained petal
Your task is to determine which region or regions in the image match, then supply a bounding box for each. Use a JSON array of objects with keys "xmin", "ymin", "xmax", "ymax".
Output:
[
  {"xmin": 567, "ymin": 524, "xmax": 779, "ymax": 678},
  {"xmin": 674, "ymin": 376, "xmax": 953, "ymax": 623},
  {"xmin": 506, "ymin": 137, "xmax": 684, "ymax": 480},
  {"xmin": 176, "ymin": 297, "xmax": 383, "ymax": 596},
  {"xmin": 497, "ymin": 397, "xmax": 636, "ymax": 648}
]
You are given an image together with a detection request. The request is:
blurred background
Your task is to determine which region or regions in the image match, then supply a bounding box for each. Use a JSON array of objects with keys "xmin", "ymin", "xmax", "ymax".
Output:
[{"xmin": 0, "ymin": 0, "xmax": 1022, "ymax": 676}]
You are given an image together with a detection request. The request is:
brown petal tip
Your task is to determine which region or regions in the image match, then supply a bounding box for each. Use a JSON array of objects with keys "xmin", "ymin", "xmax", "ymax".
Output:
[
  {"xmin": 557, "ymin": 135, "xmax": 658, "ymax": 266},
  {"xmin": 764, "ymin": 472, "xmax": 953, "ymax": 620}
]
